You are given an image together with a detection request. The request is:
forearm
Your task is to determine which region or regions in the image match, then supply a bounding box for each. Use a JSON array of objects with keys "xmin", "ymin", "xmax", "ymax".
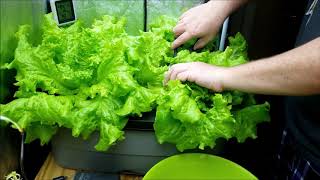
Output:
[{"xmin": 223, "ymin": 37, "xmax": 320, "ymax": 95}]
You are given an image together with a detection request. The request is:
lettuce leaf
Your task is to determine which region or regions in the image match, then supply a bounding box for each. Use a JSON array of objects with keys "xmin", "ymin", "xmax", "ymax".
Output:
[
  {"xmin": 1, "ymin": 14, "xmax": 269, "ymax": 152},
  {"xmin": 1, "ymin": 14, "xmax": 143, "ymax": 151},
  {"xmin": 155, "ymin": 33, "xmax": 270, "ymax": 151}
]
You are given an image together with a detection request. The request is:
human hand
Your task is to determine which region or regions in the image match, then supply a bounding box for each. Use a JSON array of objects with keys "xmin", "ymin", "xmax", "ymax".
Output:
[
  {"xmin": 164, "ymin": 62, "xmax": 228, "ymax": 92},
  {"xmin": 172, "ymin": 0, "xmax": 247, "ymax": 50}
]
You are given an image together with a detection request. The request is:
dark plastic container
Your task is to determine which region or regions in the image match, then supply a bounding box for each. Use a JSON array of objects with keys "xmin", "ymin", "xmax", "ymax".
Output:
[{"xmin": 51, "ymin": 112, "xmax": 223, "ymax": 174}]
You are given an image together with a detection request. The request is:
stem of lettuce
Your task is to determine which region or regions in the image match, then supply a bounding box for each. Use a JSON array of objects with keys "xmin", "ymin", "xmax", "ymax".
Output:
[{"xmin": 0, "ymin": 115, "xmax": 23, "ymax": 133}]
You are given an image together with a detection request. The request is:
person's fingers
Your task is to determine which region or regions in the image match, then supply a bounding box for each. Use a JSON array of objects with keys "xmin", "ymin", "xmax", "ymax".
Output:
[
  {"xmin": 173, "ymin": 23, "xmax": 185, "ymax": 37},
  {"xmin": 172, "ymin": 31, "xmax": 193, "ymax": 49},
  {"xmin": 168, "ymin": 63, "xmax": 189, "ymax": 80},
  {"xmin": 170, "ymin": 65, "xmax": 188, "ymax": 81},
  {"xmin": 193, "ymin": 34, "xmax": 213, "ymax": 50},
  {"xmin": 179, "ymin": 10, "xmax": 191, "ymax": 20},
  {"xmin": 180, "ymin": 15, "xmax": 194, "ymax": 26},
  {"xmin": 164, "ymin": 63, "xmax": 190, "ymax": 85},
  {"xmin": 164, "ymin": 65, "xmax": 183, "ymax": 85},
  {"xmin": 176, "ymin": 71, "xmax": 190, "ymax": 82},
  {"xmin": 177, "ymin": 18, "xmax": 184, "ymax": 26},
  {"xmin": 179, "ymin": 13, "xmax": 187, "ymax": 20},
  {"xmin": 164, "ymin": 66, "xmax": 173, "ymax": 85}
]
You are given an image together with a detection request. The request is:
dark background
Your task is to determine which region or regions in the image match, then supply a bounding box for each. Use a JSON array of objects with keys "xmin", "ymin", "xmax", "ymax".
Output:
[{"xmin": 225, "ymin": 0, "xmax": 308, "ymax": 179}]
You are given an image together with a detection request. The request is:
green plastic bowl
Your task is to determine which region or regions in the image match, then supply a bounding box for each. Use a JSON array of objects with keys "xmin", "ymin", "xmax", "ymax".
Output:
[{"xmin": 144, "ymin": 153, "xmax": 257, "ymax": 180}]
